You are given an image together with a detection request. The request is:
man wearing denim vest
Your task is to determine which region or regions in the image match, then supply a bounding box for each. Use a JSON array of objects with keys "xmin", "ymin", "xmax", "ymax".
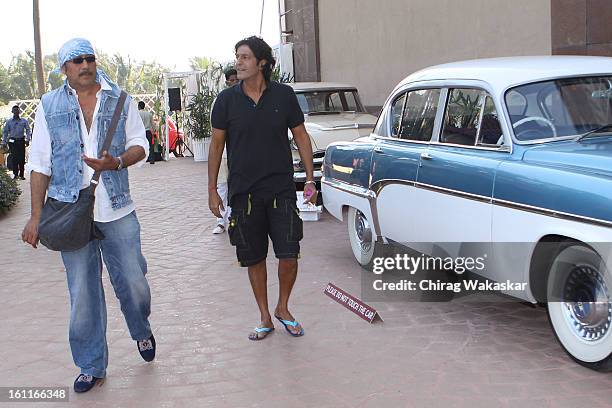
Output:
[{"xmin": 21, "ymin": 38, "xmax": 156, "ymax": 393}]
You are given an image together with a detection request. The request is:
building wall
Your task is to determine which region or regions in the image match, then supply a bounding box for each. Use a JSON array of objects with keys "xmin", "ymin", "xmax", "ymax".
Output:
[
  {"xmin": 284, "ymin": 0, "xmax": 320, "ymax": 81},
  {"xmin": 317, "ymin": 0, "xmax": 551, "ymax": 108},
  {"xmin": 552, "ymin": 0, "xmax": 612, "ymax": 56}
]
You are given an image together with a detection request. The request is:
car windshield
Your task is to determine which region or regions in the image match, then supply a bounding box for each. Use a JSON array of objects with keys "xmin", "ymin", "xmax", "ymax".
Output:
[
  {"xmin": 506, "ymin": 76, "xmax": 612, "ymax": 141},
  {"xmin": 295, "ymin": 89, "xmax": 365, "ymax": 114}
]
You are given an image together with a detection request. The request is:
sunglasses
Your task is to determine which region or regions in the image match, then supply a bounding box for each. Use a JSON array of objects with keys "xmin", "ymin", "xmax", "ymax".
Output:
[{"xmin": 69, "ymin": 55, "xmax": 96, "ymax": 64}]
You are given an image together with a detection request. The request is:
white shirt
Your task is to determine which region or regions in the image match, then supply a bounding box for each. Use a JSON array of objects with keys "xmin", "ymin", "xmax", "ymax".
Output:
[
  {"xmin": 27, "ymin": 78, "xmax": 149, "ymax": 223},
  {"xmin": 218, "ymin": 156, "xmax": 228, "ymax": 184},
  {"xmin": 211, "ymin": 96, "xmax": 228, "ymax": 184}
]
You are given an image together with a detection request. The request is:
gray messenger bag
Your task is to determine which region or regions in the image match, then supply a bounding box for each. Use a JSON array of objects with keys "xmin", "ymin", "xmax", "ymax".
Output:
[{"xmin": 38, "ymin": 91, "xmax": 127, "ymax": 252}]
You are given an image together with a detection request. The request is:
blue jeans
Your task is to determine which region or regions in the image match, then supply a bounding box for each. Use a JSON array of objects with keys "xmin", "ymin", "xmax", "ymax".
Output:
[{"xmin": 61, "ymin": 211, "xmax": 151, "ymax": 378}]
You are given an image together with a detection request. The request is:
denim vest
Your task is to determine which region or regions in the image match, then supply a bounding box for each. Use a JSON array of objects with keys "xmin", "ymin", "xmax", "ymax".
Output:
[{"xmin": 41, "ymin": 80, "xmax": 132, "ymax": 208}]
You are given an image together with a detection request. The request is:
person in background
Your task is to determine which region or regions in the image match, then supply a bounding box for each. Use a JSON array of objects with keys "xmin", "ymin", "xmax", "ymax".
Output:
[
  {"xmin": 150, "ymin": 115, "xmax": 165, "ymax": 162},
  {"xmin": 211, "ymin": 68, "xmax": 239, "ymax": 234},
  {"xmin": 138, "ymin": 101, "xmax": 155, "ymax": 164},
  {"xmin": 224, "ymin": 68, "xmax": 238, "ymax": 87},
  {"xmin": 2, "ymin": 105, "xmax": 31, "ymax": 180}
]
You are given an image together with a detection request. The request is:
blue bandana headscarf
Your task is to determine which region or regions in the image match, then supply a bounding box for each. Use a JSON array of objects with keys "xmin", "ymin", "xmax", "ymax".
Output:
[
  {"xmin": 58, "ymin": 37, "xmax": 94, "ymax": 67},
  {"xmin": 54, "ymin": 37, "xmax": 115, "ymax": 86}
]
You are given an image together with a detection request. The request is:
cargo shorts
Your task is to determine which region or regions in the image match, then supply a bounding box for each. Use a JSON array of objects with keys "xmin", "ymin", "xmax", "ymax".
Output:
[{"xmin": 227, "ymin": 193, "xmax": 303, "ymax": 267}]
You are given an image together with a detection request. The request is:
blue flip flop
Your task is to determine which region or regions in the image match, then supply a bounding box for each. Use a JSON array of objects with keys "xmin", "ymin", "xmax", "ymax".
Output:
[
  {"xmin": 275, "ymin": 315, "xmax": 304, "ymax": 337},
  {"xmin": 249, "ymin": 326, "xmax": 274, "ymax": 341}
]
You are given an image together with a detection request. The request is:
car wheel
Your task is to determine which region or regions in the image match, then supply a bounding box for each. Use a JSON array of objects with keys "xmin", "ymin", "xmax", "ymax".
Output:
[
  {"xmin": 347, "ymin": 207, "xmax": 381, "ymax": 268},
  {"xmin": 546, "ymin": 244, "xmax": 612, "ymax": 371}
]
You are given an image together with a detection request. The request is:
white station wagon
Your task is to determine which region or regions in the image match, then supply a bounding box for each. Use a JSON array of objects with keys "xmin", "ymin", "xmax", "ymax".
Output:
[{"xmin": 287, "ymin": 82, "xmax": 377, "ymax": 184}]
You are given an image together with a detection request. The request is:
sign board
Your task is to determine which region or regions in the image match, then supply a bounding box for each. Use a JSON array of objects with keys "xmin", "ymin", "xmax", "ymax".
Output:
[{"xmin": 324, "ymin": 282, "xmax": 382, "ymax": 323}]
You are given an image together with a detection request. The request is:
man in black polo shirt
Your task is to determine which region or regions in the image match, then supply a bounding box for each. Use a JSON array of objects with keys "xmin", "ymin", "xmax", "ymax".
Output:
[{"xmin": 208, "ymin": 36, "xmax": 316, "ymax": 341}]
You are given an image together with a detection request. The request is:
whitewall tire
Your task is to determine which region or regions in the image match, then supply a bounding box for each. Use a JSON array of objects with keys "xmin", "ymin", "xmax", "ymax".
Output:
[
  {"xmin": 347, "ymin": 207, "xmax": 380, "ymax": 268},
  {"xmin": 546, "ymin": 244, "xmax": 612, "ymax": 371}
]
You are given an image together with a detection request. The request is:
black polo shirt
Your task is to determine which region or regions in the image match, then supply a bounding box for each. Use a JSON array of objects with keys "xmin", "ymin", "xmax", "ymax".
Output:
[{"xmin": 211, "ymin": 81, "xmax": 304, "ymax": 204}]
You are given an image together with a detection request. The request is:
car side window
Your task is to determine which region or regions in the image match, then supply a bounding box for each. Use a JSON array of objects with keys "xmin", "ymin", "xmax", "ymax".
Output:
[
  {"xmin": 477, "ymin": 96, "xmax": 504, "ymax": 146},
  {"xmin": 344, "ymin": 92, "xmax": 359, "ymax": 111},
  {"xmin": 441, "ymin": 89, "xmax": 505, "ymax": 147},
  {"xmin": 441, "ymin": 88, "xmax": 484, "ymax": 146},
  {"xmin": 296, "ymin": 94, "xmax": 309, "ymax": 114},
  {"xmin": 390, "ymin": 93, "xmax": 407, "ymax": 137},
  {"xmin": 399, "ymin": 89, "xmax": 441, "ymax": 141},
  {"xmin": 327, "ymin": 92, "xmax": 343, "ymax": 111},
  {"xmin": 506, "ymin": 90, "xmax": 527, "ymax": 117}
]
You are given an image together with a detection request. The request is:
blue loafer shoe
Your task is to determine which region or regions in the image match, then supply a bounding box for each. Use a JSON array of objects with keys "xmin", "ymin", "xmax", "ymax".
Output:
[
  {"xmin": 73, "ymin": 374, "xmax": 100, "ymax": 393},
  {"xmin": 137, "ymin": 334, "xmax": 156, "ymax": 362}
]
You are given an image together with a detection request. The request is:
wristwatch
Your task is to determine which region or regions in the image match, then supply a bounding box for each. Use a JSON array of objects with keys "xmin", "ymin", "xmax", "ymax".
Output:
[{"xmin": 115, "ymin": 156, "xmax": 124, "ymax": 170}]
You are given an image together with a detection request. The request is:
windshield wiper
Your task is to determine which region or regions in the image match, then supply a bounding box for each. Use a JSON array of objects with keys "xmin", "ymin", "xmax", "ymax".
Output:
[{"xmin": 575, "ymin": 124, "xmax": 612, "ymax": 142}]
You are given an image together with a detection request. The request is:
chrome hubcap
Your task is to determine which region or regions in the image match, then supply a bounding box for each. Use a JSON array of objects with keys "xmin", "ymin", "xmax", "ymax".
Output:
[
  {"xmin": 354, "ymin": 210, "xmax": 372, "ymax": 253},
  {"xmin": 563, "ymin": 265, "xmax": 612, "ymax": 342}
]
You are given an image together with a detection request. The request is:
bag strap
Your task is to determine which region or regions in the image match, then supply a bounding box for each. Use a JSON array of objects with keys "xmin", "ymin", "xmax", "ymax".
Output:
[{"xmin": 92, "ymin": 90, "xmax": 128, "ymax": 184}]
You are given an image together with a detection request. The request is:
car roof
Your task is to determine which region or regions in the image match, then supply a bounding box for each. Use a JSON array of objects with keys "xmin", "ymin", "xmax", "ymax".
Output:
[
  {"xmin": 288, "ymin": 82, "xmax": 358, "ymax": 92},
  {"xmin": 398, "ymin": 56, "xmax": 612, "ymax": 94}
]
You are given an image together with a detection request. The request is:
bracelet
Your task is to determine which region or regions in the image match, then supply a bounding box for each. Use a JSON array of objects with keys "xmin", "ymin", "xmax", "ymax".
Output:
[
  {"xmin": 116, "ymin": 156, "xmax": 124, "ymax": 170},
  {"xmin": 305, "ymin": 180, "xmax": 316, "ymax": 185}
]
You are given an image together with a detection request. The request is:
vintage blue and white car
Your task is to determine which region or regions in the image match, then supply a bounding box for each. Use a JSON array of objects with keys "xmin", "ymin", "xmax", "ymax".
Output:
[{"xmin": 322, "ymin": 56, "xmax": 612, "ymax": 371}]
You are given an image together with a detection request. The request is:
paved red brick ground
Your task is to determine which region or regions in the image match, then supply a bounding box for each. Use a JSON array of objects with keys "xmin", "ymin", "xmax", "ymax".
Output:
[{"xmin": 1, "ymin": 159, "xmax": 612, "ymax": 407}]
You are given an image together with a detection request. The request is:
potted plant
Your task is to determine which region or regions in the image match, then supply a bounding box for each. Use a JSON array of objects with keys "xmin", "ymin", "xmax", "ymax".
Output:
[
  {"xmin": 186, "ymin": 85, "xmax": 216, "ymax": 162},
  {"xmin": 0, "ymin": 168, "xmax": 21, "ymax": 215}
]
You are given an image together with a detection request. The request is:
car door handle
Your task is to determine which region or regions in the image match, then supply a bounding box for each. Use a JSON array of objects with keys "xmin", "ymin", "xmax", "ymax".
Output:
[
  {"xmin": 374, "ymin": 146, "xmax": 384, "ymax": 153},
  {"xmin": 420, "ymin": 152, "xmax": 433, "ymax": 160}
]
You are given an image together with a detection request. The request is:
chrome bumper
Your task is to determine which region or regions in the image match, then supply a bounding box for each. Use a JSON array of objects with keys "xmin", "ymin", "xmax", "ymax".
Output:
[
  {"xmin": 294, "ymin": 170, "xmax": 323, "ymax": 183},
  {"xmin": 292, "ymin": 155, "xmax": 324, "ymax": 183}
]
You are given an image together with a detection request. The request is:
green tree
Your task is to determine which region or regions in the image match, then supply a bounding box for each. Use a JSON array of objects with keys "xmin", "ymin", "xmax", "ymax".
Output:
[
  {"xmin": 44, "ymin": 53, "xmax": 63, "ymax": 90},
  {"xmin": 95, "ymin": 52, "xmax": 168, "ymax": 94},
  {"xmin": 0, "ymin": 63, "xmax": 15, "ymax": 103},
  {"xmin": 7, "ymin": 51, "xmax": 37, "ymax": 100},
  {"xmin": 0, "ymin": 51, "xmax": 60, "ymax": 103},
  {"xmin": 0, "ymin": 49, "xmax": 201, "ymax": 106},
  {"xmin": 189, "ymin": 56, "xmax": 211, "ymax": 72},
  {"xmin": 270, "ymin": 66, "xmax": 294, "ymax": 83}
]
